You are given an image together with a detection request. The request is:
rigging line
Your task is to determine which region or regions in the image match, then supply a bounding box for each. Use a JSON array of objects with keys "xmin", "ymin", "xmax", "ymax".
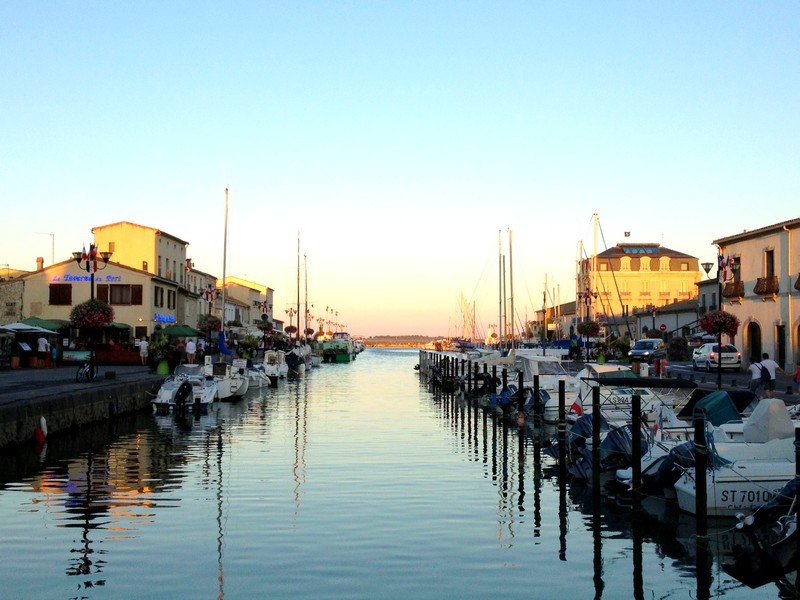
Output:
[{"xmin": 596, "ymin": 218, "xmax": 634, "ymax": 340}]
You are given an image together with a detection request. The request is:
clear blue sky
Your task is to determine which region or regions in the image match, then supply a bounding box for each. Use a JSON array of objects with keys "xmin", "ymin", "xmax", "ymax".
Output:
[{"xmin": 1, "ymin": 2, "xmax": 798, "ymax": 336}]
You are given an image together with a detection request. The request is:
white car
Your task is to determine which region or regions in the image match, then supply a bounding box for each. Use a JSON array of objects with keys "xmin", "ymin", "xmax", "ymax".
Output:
[{"xmin": 691, "ymin": 343, "xmax": 742, "ymax": 372}]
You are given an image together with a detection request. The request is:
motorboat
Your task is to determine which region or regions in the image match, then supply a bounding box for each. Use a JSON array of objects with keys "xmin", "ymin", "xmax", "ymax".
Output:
[
  {"xmin": 152, "ymin": 364, "xmax": 218, "ymax": 414},
  {"xmin": 204, "ymin": 356, "xmax": 250, "ymax": 400},
  {"xmin": 565, "ymin": 362, "xmax": 697, "ymax": 426},
  {"xmin": 671, "ymin": 399, "xmax": 798, "ymax": 517}
]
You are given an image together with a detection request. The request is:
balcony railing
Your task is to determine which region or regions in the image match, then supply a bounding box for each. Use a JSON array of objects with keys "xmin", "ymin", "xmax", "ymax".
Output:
[
  {"xmin": 754, "ymin": 276, "xmax": 779, "ymax": 301},
  {"xmin": 722, "ymin": 280, "xmax": 744, "ymax": 303}
]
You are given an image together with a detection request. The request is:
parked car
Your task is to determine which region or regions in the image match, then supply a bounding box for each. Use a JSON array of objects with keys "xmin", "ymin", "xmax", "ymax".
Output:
[
  {"xmin": 691, "ymin": 343, "xmax": 742, "ymax": 372},
  {"xmin": 627, "ymin": 338, "xmax": 667, "ymax": 364}
]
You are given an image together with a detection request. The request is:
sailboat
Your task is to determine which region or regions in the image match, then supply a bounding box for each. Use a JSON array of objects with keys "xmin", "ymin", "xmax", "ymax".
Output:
[{"xmin": 204, "ymin": 188, "xmax": 250, "ymax": 400}]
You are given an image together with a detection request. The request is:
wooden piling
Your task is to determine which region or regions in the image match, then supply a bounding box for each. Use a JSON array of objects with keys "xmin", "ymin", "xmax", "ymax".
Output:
[
  {"xmin": 631, "ymin": 394, "xmax": 642, "ymax": 510},
  {"xmin": 694, "ymin": 409, "xmax": 708, "ymax": 538}
]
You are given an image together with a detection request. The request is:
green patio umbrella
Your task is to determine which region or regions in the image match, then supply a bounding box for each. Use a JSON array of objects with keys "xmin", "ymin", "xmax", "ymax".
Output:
[{"xmin": 161, "ymin": 324, "xmax": 202, "ymax": 337}]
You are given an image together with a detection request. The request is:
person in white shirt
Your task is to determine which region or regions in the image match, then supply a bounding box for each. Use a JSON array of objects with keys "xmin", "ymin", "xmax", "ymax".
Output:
[
  {"xmin": 759, "ymin": 353, "xmax": 785, "ymax": 398},
  {"xmin": 186, "ymin": 339, "xmax": 197, "ymax": 364},
  {"xmin": 139, "ymin": 338, "xmax": 149, "ymax": 366}
]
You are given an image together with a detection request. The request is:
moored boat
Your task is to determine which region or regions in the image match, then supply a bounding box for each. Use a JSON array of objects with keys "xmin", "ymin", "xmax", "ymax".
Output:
[{"xmin": 152, "ymin": 364, "xmax": 218, "ymax": 414}]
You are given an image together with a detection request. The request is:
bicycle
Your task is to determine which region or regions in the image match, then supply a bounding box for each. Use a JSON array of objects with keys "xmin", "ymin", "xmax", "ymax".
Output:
[{"xmin": 76, "ymin": 359, "xmax": 98, "ymax": 383}]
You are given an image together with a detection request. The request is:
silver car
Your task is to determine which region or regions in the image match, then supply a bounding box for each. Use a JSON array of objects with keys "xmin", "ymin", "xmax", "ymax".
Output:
[{"xmin": 691, "ymin": 343, "xmax": 742, "ymax": 372}]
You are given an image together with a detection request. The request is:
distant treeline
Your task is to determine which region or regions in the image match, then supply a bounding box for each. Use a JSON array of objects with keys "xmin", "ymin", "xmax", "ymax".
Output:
[{"xmin": 364, "ymin": 335, "xmax": 436, "ymax": 347}]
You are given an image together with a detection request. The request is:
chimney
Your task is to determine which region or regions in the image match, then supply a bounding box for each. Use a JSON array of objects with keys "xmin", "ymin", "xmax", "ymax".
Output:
[{"xmin": 36, "ymin": 257, "xmax": 44, "ymax": 271}]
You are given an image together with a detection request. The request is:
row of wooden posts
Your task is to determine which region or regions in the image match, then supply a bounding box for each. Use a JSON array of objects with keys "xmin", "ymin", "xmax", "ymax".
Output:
[{"xmin": 423, "ymin": 350, "xmax": 800, "ymax": 540}]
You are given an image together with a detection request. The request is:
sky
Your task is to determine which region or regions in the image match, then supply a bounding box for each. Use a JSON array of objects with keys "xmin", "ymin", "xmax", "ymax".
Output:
[{"xmin": 1, "ymin": 2, "xmax": 798, "ymax": 337}]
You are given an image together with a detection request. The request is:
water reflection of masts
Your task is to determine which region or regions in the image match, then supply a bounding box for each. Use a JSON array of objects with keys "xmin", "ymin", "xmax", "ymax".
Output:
[
  {"xmin": 215, "ymin": 420, "xmax": 226, "ymax": 600},
  {"xmin": 293, "ymin": 379, "xmax": 308, "ymax": 512}
]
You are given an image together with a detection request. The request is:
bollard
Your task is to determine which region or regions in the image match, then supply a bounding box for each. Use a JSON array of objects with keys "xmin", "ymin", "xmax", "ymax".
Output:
[{"xmin": 532, "ymin": 375, "xmax": 541, "ymax": 423}]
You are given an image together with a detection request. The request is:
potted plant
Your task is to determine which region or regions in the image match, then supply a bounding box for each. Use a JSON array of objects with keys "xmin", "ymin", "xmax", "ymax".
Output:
[{"xmin": 148, "ymin": 335, "xmax": 171, "ymax": 375}]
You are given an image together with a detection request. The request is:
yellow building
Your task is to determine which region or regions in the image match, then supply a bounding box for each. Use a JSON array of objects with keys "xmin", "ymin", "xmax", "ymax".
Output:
[{"xmin": 578, "ymin": 243, "xmax": 702, "ymax": 323}]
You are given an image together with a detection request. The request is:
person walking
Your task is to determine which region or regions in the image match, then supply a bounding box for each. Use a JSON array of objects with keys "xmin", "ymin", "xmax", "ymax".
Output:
[
  {"xmin": 37, "ymin": 335, "xmax": 48, "ymax": 368},
  {"xmin": 185, "ymin": 338, "xmax": 197, "ymax": 364},
  {"xmin": 139, "ymin": 337, "xmax": 149, "ymax": 367},
  {"xmin": 759, "ymin": 353, "xmax": 786, "ymax": 399},
  {"xmin": 747, "ymin": 356, "xmax": 764, "ymax": 396}
]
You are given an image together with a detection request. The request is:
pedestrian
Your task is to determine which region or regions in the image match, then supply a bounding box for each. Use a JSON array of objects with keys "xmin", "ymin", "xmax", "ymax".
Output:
[
  {"xmin": 139, "ymin": 337, "xmax": 149, "ymax": 367},
  {"xmin": 795, "ymin": 361, "xmax": 800, "ymax": 395},
  {"xmin": 36, "ymin": 335, "xmax": 48, "ymax": 368},
  {"xmin": 747, "ymin": 356, "xmax": 764, "ymax": 396},
  {"xmin": 50, "ymin": 342, "xmax": 58, "ymax": 368},
  {"xmin": 759, "ymin": 353, "xmax": 786, "ymax": 399},
  {"xmin": 197, "ymin": 337, "xmax": 206, "ymax": 363},
  {"xmin": 186, "ymin": 338, "xmax": 197, "ymax": 364},
  {"xmin": 43, "ymin": 338, "xmax": 51, "ymax": 368}
]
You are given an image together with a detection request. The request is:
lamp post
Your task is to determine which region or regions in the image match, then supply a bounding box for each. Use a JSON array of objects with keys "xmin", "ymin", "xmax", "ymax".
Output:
[{"xmin": 72, "ymin": 244, "xmax": 112, "ymax": 367}]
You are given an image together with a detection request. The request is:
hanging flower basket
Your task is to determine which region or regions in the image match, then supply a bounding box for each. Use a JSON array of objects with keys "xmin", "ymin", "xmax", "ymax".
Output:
[
  {"xmin": 699, "ymin": 310, "xmax": 740, "ymax": 337},
  {"xmin": 577, "ymin": 320, "xmax": 600, "ymax": 338},
  {"xmin": 69, "ymin": 299, "xmax": 115, "ymax": 330}
]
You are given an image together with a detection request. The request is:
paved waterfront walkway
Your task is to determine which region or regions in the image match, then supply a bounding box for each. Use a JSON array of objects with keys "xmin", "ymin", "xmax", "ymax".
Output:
[{"xmin": 0, "ymin": 364, "xmax": 163, "ymax": 406}]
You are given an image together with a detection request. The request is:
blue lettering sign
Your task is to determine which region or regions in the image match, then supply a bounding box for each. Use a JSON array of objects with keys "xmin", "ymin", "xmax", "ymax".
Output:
[
  {"xmin": 154, "ymin": 313, "xmax": 176, "ymax": 323},
  {"xmin": 103, "ymin": 275, "xmax": 122, "ymax": 282}
]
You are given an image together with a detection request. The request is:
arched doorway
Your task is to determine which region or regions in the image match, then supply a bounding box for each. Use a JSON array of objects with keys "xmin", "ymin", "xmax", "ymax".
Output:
[{"xmin": 746, "ymin": 321, "xmax": 762, "ymax": 363}]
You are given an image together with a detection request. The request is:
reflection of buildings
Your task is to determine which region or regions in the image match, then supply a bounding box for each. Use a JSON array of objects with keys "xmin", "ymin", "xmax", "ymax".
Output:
[{"xmin": 16, "ymin": 410, "xmax": 235, "ymax": 585}]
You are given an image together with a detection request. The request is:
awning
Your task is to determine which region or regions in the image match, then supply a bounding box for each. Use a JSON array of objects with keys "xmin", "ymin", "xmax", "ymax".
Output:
[
  {"xmin": 0, "ymin": 322, "xmax": 58, "ymax": 334},
  {"xmin": 104, "ymin": 322, "xmax": 131, "ymax": 330},
  {"xmin": 21, "ymin": 316, "xmax": 67, "ymax": 331}
]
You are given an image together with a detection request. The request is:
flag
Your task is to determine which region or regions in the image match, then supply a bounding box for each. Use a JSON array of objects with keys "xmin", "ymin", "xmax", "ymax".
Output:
[
  {"xmin": 219, "ymin": 330, "xmax": 233, "ymax": 355},
  {"xmin": 570, "ymin": 400, "xmax": 583, "ymax": 416}
]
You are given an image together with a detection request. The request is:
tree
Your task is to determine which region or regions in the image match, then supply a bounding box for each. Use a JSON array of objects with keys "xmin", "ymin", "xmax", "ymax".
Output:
[
  {"xmin": 197, "ymin": 314, "xmax": 221, "ymax": 336},
  {"xmin": 699, "ymin": 310, "xmax": 740, "ymax": 337}
]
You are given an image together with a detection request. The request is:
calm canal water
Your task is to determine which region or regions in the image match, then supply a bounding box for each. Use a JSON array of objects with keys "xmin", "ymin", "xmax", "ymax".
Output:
[{"xmin": 0, "ymin": 347, "xmax": 791, "ymax": 599}]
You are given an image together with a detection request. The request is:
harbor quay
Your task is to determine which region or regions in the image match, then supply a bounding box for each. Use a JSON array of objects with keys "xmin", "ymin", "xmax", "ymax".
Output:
[{"xmin": 0, "ymin": 365, "xmax": 163, "ymax": 449}]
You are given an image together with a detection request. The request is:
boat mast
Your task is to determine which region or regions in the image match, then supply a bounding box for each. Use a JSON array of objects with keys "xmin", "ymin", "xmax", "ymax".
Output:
[
  {"xmin": 304, "ymin": 252, "xmax": 308, "ymax": 341},
  {"xmin": 497, "ymin": 230, "xmax": 503, "ymax": 344},
  {"xmin": 222, "ymin": 187, "xmax": 228, "ymax": 329},
  {"xmin": 508, "ymin": 228, "xmax": 515, "ymax": 349},
  {"xmin": 592, "ymin": 212, "xmax": 598, "ymax": 321},
  {"xmin": 296, "ymin": 231, "xmax": 301, "ymax": 341}
]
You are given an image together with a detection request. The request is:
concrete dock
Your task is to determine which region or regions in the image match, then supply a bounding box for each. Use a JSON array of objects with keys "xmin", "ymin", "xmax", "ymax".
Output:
[{"xmin": 0, "ymin": 364, "xmax": 164, "ymax": 448}]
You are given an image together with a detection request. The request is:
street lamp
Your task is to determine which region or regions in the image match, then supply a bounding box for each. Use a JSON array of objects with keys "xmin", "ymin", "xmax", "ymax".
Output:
[
  {"xmin": 72, "ymin": 244, "xmax": 112, "ymax": 301},
  {"xmin": 72, "ymin": 244, "xmax": 112, "ymax": 368}
]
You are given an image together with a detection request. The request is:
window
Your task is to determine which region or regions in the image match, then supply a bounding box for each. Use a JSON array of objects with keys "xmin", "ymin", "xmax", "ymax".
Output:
[
  {"xmin": 49, "ymin": 283, "xmax": 72, "ymax": 305},
  {"xmin": 158, "ymin": 255, "xmax": 162, "ymax": 277},
  {"xmin": 640, "ymin": 257, "xmax": 651, "ymax": 271},
  {"xmin": 97, "ymin": 284, "xmax": 143, "ymax": 305},
  {"xmin": 659, "ymin": 257, "xmax": 670, "ymax": 272},
  {"xmin": 599, "ymin": 263, "xmax": 608, "ymax": 271},
  {"xmin": 143, "ymin": 261, "xmax": 148, "ymax": 272},
  {"xmin": 167, "ymin": 290, "xmax": 176, "ymax": 309},
  {"xmin": 154, "ymin": 286, "xmax": 164, "ymax": 308},
  {"xmin": 681, "ymin": 262, "xmax": 689, "ymax": 271},
  {"xmin": 766, "ymin": 249, "xmax": 775, "ymax": 278},
  {"xmin": 620, "ymin": 257, "xmax": 631, "ymax": 271}
]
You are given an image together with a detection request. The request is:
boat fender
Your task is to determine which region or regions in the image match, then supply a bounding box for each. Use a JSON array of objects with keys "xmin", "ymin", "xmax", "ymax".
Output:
[
  {"xmin": 516, "ymin": 412, "xmax": 525, "ymax": 427},
  {"xmin": 34, "ymin": 416, "xmax": 47, "ymax": 444}
]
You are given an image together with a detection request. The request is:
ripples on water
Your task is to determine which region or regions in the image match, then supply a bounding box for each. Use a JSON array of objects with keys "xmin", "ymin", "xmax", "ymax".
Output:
[{"xmin": 0, "ymin": 348, "xmax": 791, "ymax": 599}]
